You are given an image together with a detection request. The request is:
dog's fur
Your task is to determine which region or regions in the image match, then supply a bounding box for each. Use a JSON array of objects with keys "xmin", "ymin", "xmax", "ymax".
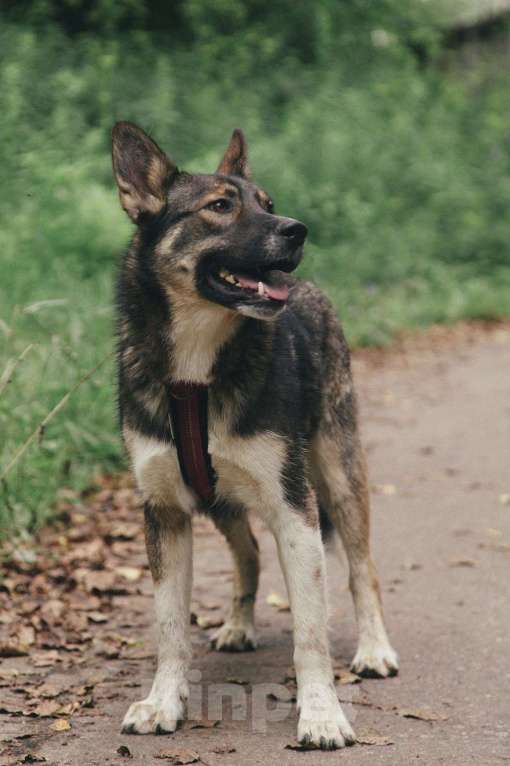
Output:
[{"xmin": 112, "ymin": 122, "xmax": 398, "ymax": 750}]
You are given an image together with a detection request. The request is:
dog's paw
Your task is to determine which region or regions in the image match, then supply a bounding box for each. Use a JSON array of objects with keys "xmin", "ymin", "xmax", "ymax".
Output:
[
  {"xmin": 210, "ymin": 622, "xmax": 256, "ymax": 652},
  {"xmin": 351, "ymin": 641, "xmax": 399, "ymax": 679},
  {"xmin": 121, "ymin": 693, "xmax": 186, "ymax": 735},
  {"xmin": 297, "ymin": 689, "xmax": 355, "ymax": 750}
]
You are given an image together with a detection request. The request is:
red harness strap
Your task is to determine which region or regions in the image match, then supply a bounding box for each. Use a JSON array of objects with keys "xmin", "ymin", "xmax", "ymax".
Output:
[{"xmin": 168, "ymin": 382, "xmax": 216, "ymax": 505}]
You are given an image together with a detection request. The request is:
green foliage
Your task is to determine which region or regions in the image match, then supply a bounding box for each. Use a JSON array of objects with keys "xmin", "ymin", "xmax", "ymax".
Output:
[{"xmin": 1, "ymin": 3, "xmax": 509, "ymax": 534}]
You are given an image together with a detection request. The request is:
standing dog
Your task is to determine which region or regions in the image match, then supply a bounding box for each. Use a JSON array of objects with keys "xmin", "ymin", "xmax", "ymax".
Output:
[{"xmin": 112, "ymin": 122, "xmax": 398, "ymax": 750}]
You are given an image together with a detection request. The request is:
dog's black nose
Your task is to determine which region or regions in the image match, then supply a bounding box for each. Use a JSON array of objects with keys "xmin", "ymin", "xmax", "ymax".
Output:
[{"xmin": 279, "ymin": 220, "xmax": 308, "ymax": 246}]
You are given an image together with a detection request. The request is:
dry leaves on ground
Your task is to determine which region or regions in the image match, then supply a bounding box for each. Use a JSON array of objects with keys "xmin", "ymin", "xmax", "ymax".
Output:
[
  {"xmin": 0, "ymin": 474, "xmax": 152, "ymax": 725},
  {"xmin": 333, "ymin": 666, "xmax": 362, "ymax": 685},
  {"xmin": 357, "ymin": 733, "xmax": 394, "ymax": 746},
  {"xmin": 154, "ymin": 749, "xmax": 201, "ymax": 764}
]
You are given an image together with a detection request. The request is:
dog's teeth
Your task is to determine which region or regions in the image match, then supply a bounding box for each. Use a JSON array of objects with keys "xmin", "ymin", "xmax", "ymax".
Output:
[
  {"xmin": 225, "ymin": 274, "xmax": 236, "ymax": 284},
  {"xmin": 258, "ymin": 281, "xmax": 265, "ymax": 295}
]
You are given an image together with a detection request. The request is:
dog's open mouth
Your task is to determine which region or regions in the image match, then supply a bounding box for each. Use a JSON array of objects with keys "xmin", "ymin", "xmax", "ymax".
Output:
[
  {"xmin": 212, "ymin": 265, "xmax": 289, "ymax": 302},
  {"xmin": 204, "ymin": 257, "xmax": 295, "ymax": 307}
]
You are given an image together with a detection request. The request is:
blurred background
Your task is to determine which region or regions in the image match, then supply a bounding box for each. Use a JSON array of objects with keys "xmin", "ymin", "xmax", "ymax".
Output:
[{"xmin": 1, "ymin": 0, "xmax": 509, "ymax": 536}]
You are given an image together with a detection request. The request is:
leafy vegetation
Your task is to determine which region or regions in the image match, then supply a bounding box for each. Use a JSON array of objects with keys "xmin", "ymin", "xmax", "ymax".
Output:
[{"xmin": 1, "ymin": 1, "xmax": 509, "ymax": 534}]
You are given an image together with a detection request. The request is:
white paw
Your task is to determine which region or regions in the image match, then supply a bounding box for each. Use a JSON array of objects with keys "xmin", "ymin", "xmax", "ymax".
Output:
[
  {"xmin": 210, "ymin": 622, "xmax": 256, "ymax": 652},
  {"xmin": 297, "ymin": 685, "xmax": 356, "ymax": 750},
  {"xmin": 351, "ymin": 640, "xmax": 399, "ymax": 679},
  {"xmin": 121, "ymin": 691, "xmax": 186, "ymax": 735}
]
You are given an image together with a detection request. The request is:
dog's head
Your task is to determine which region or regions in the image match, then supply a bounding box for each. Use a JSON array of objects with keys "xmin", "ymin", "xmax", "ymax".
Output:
[{"xmin": 112, "ymin": 122, "xmax": 307, "ymax": 319}]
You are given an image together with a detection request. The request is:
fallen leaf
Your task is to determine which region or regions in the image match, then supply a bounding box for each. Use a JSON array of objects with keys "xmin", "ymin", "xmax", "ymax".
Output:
[
  {"xmin": 87, "ymin": 611, "xmax": 109, "ymax": 624},
  {"xmin": 210, "ymin": 746, "xmax": 236, "ymax": 754},
  {"xmin": 115, "ymin": 566, "xmax": 142, "ymax": 582},
  {"xmin": 449, "ymin": 558, "xmax": 477, "ymax": 568},
  {"xmin": 31, "ymin": 651, "xmax": 60, "ymax": 667},
  {"xmin": 0, "ymin": 699, "xmax": 30, "ymax": 715},
  {"xmin": 21, "ymin": 755, "xmax": 47, "ymax": 763},
  {"xmin": 50, "ymin": 719, "xmax": 71, "ymax": 731},
  {"xmin": 357, "ymin": 733, "xmax": 394, "ymax": 746},
  {"xmin": 83, "ymin": 570, "xmax": 117, "ymax": 594},
  {"xmin": 33, "ymin": 700, "xmax": 61, "ymax": 717},
  {"xmin": 107, "ymin": 522, "xmax": 139, "ymax": 541},
  {"xmin": 65, "ymin": 539, "xmax": 105, "ymax": 565},
  {"xmin": 67, "ymin": 593, "xmax": 101, "ymax": 612},
  {"xmin": 335, "ymin": 669, "xmax": 362, "ymax": 685},
  {"xmin": 372, "ymin": 483, "xmax": 397, "ymax": 496},
  {"xmin": 122, "ymin": 648, "xmax": 153, "ymax": 660},
  {"xmin": 92, "ymin": 637, "xmax": 120, "ymax": 659},
  {"xmin": 0, "ymin": 640, "xmax": 29, "ymax": 657},
  {"xmin": 397, "ymin": 707, "xmax": 448, "ymax": 722},
  {"xmin": 30, "ymin": 682, "xmax": 64, "ymax": 700},
  {"xmin": 56, "ymin": 701, "xmax": 81, "ymax": 716},
  {"xmin": 0, "ymin": 668, "xmax": 19, "ymax": 680},
  {"xmin": 187, "ymin": 718, "xmax": 220, "ymax": 729},
  {"xmin": 40, "ymin": 599, "xmax": 65, "ymax": 624},
  {"xmin": 64, "ymin": 612, "xmax": 89, "ymax": 634},
  {"xmin": 18, "ymin": 625, "xmax": 36, "ymax": 647},
  {"xmin": 266, "ymin": 592, "xmax": 290, "ymax": 611},
  {"xmin": 154, "ymin": 748, "xmax": 200, "ymax": 763},
  {"xmin": 117, "ymin": 745, "xmax": 132, "ymax": 758},
  {"xmin": 196, "ymin": 615, "xmax": 223, "ymax": 630}
]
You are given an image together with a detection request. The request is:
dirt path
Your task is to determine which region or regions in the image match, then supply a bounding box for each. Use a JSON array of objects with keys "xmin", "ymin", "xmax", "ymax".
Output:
[{"xmin": 1, "ymin": 324, "xmax": 509, "ymax": 765}]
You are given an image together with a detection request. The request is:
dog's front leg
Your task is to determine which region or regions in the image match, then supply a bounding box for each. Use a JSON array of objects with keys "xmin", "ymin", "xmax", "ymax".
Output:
[
  {"xmin": 122, "ymin": 502, "xmax": 192, "ymax": 734},
  {"xmin": 264, "ymin": 491, "xmax": 355, "ymax": 750}
]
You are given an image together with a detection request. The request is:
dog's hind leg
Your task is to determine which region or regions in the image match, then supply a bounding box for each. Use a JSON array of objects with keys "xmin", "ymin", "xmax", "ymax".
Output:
[
  {"xmin": 210, "ymin": 511, "xmax": 259, "ymax": 651},
  {"xmin": 311, "ymin": 429, "xmax": 398, "ymax": 678}
]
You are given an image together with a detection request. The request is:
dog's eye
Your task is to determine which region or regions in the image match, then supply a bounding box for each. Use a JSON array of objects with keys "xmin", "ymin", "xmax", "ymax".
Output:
[
  {"xmin": 207, "ymin": 198, "xmax": 232, "ymax": 213},
  {"xmin": 266, "ymin": 199, "xmax": 274, "ymax": 213}
]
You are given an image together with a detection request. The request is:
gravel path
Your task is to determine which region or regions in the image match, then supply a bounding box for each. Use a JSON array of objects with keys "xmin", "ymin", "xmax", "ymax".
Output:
[{"xmin": 1, "ymin": 323, "xmax": 509, "ymax": 765}]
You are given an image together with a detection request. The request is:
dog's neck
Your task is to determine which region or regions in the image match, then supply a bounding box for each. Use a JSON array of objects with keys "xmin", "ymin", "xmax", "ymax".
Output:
[{"xmin": 168, "ymin": 292, "xmax": 243, "ymax": 385}]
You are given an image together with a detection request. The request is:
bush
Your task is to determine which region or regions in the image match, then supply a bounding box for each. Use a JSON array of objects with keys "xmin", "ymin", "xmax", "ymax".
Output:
[{"xmin": 1, "ymin": 4, "xmax": 509, "ymax": 533}]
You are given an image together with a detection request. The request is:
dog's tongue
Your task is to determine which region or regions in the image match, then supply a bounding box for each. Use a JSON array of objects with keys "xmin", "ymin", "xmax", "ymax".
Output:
[{"xmin": 234, "ymin": 273, "xmax": 289, "ymax": 301}]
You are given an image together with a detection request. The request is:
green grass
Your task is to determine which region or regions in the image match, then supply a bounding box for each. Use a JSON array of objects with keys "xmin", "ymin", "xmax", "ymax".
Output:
[{"xmin": 1, "ymin": 8, "xmax": 510, "ymax": 536}]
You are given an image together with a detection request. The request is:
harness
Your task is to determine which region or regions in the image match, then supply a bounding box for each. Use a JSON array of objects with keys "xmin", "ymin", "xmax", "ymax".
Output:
[{"xmin": 167, "ymin": 382, "xmax": 216, "ymax": 505}]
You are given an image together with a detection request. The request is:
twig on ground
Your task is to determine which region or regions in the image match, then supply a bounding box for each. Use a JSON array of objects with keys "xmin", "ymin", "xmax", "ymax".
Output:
[{"xmin": 0, "ymin": 351, "xmax": 113, "ymax": 482}]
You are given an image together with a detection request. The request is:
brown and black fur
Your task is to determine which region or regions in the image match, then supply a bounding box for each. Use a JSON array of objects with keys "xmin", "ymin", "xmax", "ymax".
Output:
[{"xmin": 112, "ymin": 122, "xmax": 398, "ymax": 749}]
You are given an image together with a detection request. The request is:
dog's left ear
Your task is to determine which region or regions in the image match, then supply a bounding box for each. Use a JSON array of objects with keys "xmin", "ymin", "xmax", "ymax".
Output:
[
  {"xmin": 112, "ymin": 121, "xmax": 178, "ymax": 223},
  {"xmin": 216, "ymin": 128, "xmax": 251, "ymax": 179}
]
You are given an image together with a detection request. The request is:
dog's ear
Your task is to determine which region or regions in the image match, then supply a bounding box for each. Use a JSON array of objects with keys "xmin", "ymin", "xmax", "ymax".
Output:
[
  {"xmin": 216, "ymin": 128, "xmax": 251, "ymax": 179},
  {"xmin": 112, "ymin": 122, "xmax": 178, "ymax": 223}
]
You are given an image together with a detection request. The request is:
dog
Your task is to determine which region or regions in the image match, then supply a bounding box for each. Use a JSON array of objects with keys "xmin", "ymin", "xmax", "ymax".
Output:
[{"xmin": 111, "ymin": 121, "xmax": 398, "ymax": 750}]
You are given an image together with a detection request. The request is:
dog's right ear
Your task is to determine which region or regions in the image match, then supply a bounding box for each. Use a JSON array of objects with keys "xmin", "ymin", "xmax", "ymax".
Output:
[{"xmin": 111, "ymin": 122, "xmax": 178, "ymax": 223}]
